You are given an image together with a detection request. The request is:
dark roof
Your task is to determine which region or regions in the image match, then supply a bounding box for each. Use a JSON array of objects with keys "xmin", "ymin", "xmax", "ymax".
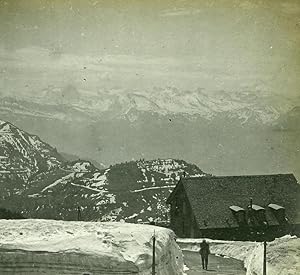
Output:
[{"xmin": 168, "ymin": 174, "xmax": 300, "ymax": 229}]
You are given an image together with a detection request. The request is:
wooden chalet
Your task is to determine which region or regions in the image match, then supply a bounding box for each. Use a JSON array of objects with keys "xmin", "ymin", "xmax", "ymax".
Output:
[{"xmin": 166, "ymin": 174, "xmax": 300, "ymax": 241}]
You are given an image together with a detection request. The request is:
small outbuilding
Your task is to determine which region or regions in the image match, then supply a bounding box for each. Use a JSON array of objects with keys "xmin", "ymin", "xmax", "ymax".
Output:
[{"xmin": 166, "ymin": 174, "xmax": 300, "ymax": 241}]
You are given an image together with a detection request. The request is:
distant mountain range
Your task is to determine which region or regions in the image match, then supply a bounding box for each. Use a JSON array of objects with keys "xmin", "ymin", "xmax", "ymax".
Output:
[
  {"xmin": 0, "ymin": 89, "xmax": 299, "ymax": 181},
  {"xmin": 0, "ymin": 120, "xmax": 207, "ymax": 222},
  {"xmin": 0, "ymin": 88, "xmax": 296, "ymax": 123}
]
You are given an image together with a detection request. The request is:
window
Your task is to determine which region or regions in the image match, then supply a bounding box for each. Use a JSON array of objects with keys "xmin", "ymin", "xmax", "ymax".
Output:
[
  {"xmin": 268, "ymin": 204, "xmax": 287, "ymax": 224},
  {"xmin": 252, "ymin": 204, "xmax": 267, "ymax": 226},
  {"xmin": 229, "ymin": 205, "xmax": 246, "ymax": 226}
]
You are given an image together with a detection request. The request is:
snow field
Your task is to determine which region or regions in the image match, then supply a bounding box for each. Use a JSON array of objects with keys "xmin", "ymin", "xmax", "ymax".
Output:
[{"xmin": 0, "ymin": 219, "xmax": 184, "ymax": 275}]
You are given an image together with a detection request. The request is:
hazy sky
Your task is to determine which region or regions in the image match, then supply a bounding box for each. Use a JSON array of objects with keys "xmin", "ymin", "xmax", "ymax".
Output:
[{"xmin": 0, "ymin": 0, "xmax": 299, "ymax": 100}]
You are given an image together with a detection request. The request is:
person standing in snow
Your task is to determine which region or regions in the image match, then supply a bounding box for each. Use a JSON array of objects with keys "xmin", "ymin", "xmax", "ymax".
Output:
[{"xmin": 199, "ymin": 239, "xmax": 210, "ymax": 270}]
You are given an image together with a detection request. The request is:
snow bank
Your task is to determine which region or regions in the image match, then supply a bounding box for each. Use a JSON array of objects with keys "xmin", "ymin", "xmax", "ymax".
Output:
[
  {"xmin": 0, "ymin": 219, "xmax": 184, "ymax": 275},
  {"xmin": 177, "ymin": 236, "xmax": 300, "ymax": 275}
]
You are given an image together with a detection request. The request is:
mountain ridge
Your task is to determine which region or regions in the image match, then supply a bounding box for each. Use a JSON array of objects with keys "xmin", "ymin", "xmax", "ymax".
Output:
[
  {"xmin": 0, "ymin": 119, "xmax": 208, "ymax": 222},
  {"xmin": 1, "ymin": 97, "xmax": 299, "ymax": 181},
  {"xmin": 0, "ymin": 119, "xmax": 63, "ymax": 182},
  {"xmin": 1, "ymin": 87, "xmax": 296, "ymax": 124}
]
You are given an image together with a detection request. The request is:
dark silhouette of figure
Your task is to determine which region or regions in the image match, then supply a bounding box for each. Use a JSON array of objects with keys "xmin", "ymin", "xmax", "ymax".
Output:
[{"xmin": 199, "ymin": 240, "xmax": 210, "ymax": 270}]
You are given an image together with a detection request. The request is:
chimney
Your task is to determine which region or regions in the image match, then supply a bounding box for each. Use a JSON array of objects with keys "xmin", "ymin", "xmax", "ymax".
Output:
[{"xmin": 249, "ymin": 197, "xmax": 253, "ymax": 209}]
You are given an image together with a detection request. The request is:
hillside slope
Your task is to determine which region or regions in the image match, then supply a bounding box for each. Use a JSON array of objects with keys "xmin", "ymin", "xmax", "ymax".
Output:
[
  {"xmin": 0, "ymin": 119, "xmax": 63, "ymax": 198},
  {"xmin": 0, "ymin": 119, "xmax": 208, "ymax": 222},
  {"xmin": 0, "ymin": 120, "xmax": 62, "ymax": 180},
  {"xmin": 21, "ymin": 158, "xmax": 207, "ymax": 222}
]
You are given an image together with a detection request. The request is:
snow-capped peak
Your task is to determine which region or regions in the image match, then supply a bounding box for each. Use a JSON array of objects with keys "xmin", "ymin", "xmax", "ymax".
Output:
[
  {"xmin": 0, "ymin": 119, "xmax": 63, "ymax": 182},
  {"xmin": 0, "ymin": 88, "xmax": 295, "ymax": 124}
]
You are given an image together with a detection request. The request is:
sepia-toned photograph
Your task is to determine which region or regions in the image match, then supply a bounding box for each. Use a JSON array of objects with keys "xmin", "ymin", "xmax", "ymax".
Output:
[{"xmin": 0, "ymin": 0, "xmax": 299, "ymax": 274}]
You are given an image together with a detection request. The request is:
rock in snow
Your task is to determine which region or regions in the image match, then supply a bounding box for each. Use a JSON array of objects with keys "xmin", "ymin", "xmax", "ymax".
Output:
[{"xmin": 0, "ymin": 219, "xmax": 184, "ymax": 275}]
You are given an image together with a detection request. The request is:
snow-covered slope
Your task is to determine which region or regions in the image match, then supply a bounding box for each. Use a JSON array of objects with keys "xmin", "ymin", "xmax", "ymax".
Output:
[
  {"xmin": 22, "ymin": 158, "xmax": 207, "ymax": 222},
  {"xmin": 0, "ymin": 119, "xmax": 207, "ymax": 223},
  {"xmin": 0, "ymin": 219, "xmax": 184, "ymax": 275},
  {"xmin": 0, "ymin": 119, "xmax": 62, "ymax": 182}
]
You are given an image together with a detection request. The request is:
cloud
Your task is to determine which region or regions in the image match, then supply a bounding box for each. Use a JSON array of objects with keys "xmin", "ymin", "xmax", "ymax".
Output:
[
  {"xmin": 15, "ymin": 24, "xmax": 39, "ymax": 31},
  {"xmin": 280, "ymin": 2, "xmax": 300, "ymax": 15},
  {"xmin": 238, "ymin": 1, "xmax": 260, "ymax": 10},
  {"xmin": 0, "ymin": 44, "xmax": 299, "ymax": 100},
  {"xmin": 98, "ymin": 71, "xmax": 111, "ymax": 80},
  {"xmin": 91, "ymin": 1, "xmax": 99, "ymax": 6},
  {"xmin": 160, "ymin": 7, "xmax": 202, "ymax": 17}
]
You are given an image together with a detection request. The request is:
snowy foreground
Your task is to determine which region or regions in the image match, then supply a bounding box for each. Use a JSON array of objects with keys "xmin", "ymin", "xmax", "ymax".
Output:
[
  {"xmin": 0, "ymin": 219, "xmax": 184, "ymax": 275},
  {"xmin": 178, "ymin": 235, "xmax": 300, "ymax": 275}
]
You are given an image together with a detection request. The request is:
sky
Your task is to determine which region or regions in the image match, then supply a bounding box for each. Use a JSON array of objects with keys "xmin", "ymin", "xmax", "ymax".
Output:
[
  {"xmin": 0, "ymin": 0, "xmax": 300, "ymax": 102},
  {"xmin": 0, "ymin": 0, "xmax": 299, "ymax": 179}
]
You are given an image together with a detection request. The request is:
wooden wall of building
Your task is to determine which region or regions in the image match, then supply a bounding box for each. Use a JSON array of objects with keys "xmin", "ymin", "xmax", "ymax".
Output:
[{"xmin": 169, "ymin": 184, "xmax": 199, "ymax": 238}]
